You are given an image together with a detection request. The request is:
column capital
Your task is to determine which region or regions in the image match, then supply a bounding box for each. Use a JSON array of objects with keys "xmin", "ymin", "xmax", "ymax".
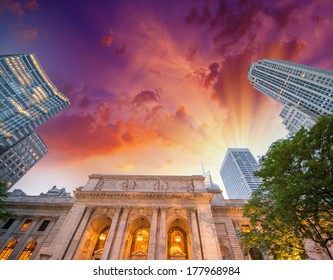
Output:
[
  {"xmin": 11, "ymin": 233, "xmax": 21, "ymax": 240},
  {"xmin": 122, "ymin": 206, "xmax": 130, "ymax": 213},
  {"xmin": 86, "ymin": 206, "xmax": 94, "ymax": 212},
  {"xmin": 28, "ymin": 234, "xmax": 38, "ymax": 240},
  {"xmin": 151, "ymin": 207, "xmax": 159, "ymax": 214},
  {"xmin": 188, "ymin": 208, "xmax": 197, "ymax": 214},
  {"xmin": 113, "ymin": 207, "xmax": 122, "ymax": 214},
  {"xmin": 159, "ymin": 207, "xmax": 167, "ymax": 212}
]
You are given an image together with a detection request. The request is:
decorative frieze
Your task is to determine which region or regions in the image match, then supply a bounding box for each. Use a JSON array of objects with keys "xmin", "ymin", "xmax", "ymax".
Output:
[{"xmin": 84, "ymin": 174, "xmax": 205, "ymax": 193}]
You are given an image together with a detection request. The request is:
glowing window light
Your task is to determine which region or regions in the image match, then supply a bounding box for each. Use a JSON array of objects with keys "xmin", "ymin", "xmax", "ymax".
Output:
[
  {"xmin": 174, "ymin": 231, "xmax": 181, "ymax": 243},
  {"xmin": 99, "ymin": 233, "xmax": 107, "ymax": 241},
  {"xmin": 137, "ymin": 233, "xmax": 143, "ymax": 242}
]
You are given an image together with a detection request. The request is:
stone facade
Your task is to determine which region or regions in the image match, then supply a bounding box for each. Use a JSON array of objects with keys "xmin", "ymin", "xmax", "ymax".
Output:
[
  {"xmin": 0, "ymin": 174, "xmax": 254, "ymax": 260},
  {"xmin": 0, "ymin": 187, "xmax": 74, "ymax": 260}
]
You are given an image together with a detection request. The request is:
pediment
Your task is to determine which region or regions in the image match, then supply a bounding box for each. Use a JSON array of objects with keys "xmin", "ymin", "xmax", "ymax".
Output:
[
  {"xmin": 132, "ymin": 250, "xmax": 147, "ymax": 256},
  {"xmin": 170, "ymin": 251, "xmax": 186, "ymax": 257}
]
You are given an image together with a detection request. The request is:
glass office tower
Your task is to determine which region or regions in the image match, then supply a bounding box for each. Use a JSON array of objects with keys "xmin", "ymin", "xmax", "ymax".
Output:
[
  {"xmin": 0, "ymin": 132, "xmax": 47, "ymax": 188},
  {"xmin": 0, "ymin": 53, "xmax": 70, "ymax": 154},
  {"xmin": 220, "ymin": 148, "xmax": 261, "ymax": 199}
]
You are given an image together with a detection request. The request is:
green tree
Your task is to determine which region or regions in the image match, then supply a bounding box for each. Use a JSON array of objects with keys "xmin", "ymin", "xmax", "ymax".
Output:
[
  {"xmin": 0, "ymin": 182, "xmax": 12, "ymax": 221},
  {"xmin": 241, "ymin": 114, "xmax": 333, "ymax": 260}
]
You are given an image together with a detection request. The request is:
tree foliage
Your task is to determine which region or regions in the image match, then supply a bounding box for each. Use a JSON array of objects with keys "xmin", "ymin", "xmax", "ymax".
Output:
[
  {"xmin": 0, "ymin": 182, "xmax": 12, "ymax": 221},
  {"xmin": 241, "ymin": 114, "xmax": 333, "ymax": 259}
]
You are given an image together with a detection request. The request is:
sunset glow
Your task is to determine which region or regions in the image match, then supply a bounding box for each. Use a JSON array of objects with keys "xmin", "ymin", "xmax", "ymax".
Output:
[{"xmin": 1, "ymin": 0, "xmax": 333, "ymax": 196}]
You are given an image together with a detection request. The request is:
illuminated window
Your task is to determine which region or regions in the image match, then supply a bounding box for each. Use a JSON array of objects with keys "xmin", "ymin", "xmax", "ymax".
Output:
[
  {"xmin": 241, "ymin": 225, "xmax": 251, "ymax": 233},
  {"xmin": 17, "ymin": 241, "xmax": 37, "ymax": 260},
  {"xmin": 20, "ymin": 219, "xmax": 32, "ymax": 231},
  {"xmin": 92, "ymin": 226, "xmax": 110, "ymax": 259},
  {"xmin": 168, "ymin": 227, "xmax": 188, "ymax": 259},
  {"xmin": 131, "ymin": 228, "xmax": 149, "ymax": 254},
  {"xmin": 0, "ymin": 240, "xmax": 18, "ymax": 260}
]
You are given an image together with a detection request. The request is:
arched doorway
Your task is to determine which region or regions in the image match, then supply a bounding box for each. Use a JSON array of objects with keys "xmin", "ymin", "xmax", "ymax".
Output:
[
  {"xmin": 168, "ymin": 227, "xmax": 188, "ymax": 260},
  {"xmin": 130, "ymin": 227, "xmax": 150, "ymax": 260},
  {"xmin": 123, "ymin": 216, "xmax": 150, "ymax": 260},
  {"xmin": 74, "ymin": 215, "xmax": 112, "ymax": 260},
  {"xmin": 92, "ymin": 226, "xmax": 110, "ymax": 260}
]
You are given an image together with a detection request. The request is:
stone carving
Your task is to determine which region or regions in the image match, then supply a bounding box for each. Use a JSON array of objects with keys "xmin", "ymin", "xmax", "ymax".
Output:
[
  {"xmin": 83, "ymin": 238, "xmax": 92, "ymax": 250},
  {"xmin": 153, "ymin": 180, "xmax": 168, "ymax": 191},
  {"xmin": 187, "ymin": 181, "xmax": 194, "ymax": 192},
  {"xmin": 95, "ymin": 177, "xmax": 104, "ymax": 191},
  {"xmin": 303, "ymin": 238, "xmax": 331, "ymax": 260},
  {"xmin": 122, "ymin": 180, "xmax": 136, "ymax": 190},
  {"xmin": 88, "ymin": 176, "xmax": 202, "ymax": 192}
]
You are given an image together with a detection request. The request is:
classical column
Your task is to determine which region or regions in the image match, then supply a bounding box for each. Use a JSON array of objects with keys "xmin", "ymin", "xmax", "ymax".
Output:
[
  {"xmin": 197, "ymin": 206, "xmax": 221, "ymax": 259},
  {"xmin": 157, "ymin": 207, "xmax": 167, "ymax": 260},
  {"xmin": 101, "ymin": 207, "xmax": 121, "ymax": 260},
  {"xmin": 64, "ymin": 207, "xmax": 94, "ymax": 259},
  {"xmin": 147, "ymin": 208, "xmax": 158, "ymax": 259},
  {"xmin": 48, "ymin": 204, "xmax": 87, "ymax": 260},
  {"xmin": 9, "ymin": 217, "xmax": 39, "ymax": 260},
  {"xmin": 109, "ymin": 207, "xmax": 130, "ymax": 259},
  {"xmin": 189, "ymin": 208, "xmax": 203, "ymax": 260}
]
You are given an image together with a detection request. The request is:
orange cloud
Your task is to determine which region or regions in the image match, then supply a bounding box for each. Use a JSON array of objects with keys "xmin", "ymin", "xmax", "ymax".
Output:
[{"xmin": 100, "ymin": 31, "xmax": 113, "ymax": 47}]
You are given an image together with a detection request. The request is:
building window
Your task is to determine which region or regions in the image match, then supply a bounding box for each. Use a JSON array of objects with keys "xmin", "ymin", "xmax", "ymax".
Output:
[
  {"xmin": 37, "ymin": 220, "xmax": 50, "ymax": 232},
  {"xmin": 2, "ymin": 218, "xmax": 15, "ymax": 230},
  {"xmin": 0, "ymin": 240, "xmax": 18, "ymax": 260},
  {"xmin": 20, "ymin": 219, "xmax": 33, "ymax": 231},
  {"xmin": 241, "ymin": 225, "xmax": 251, "ymax": 233},
  {"xmin": 130, "ymin": 227, "xmax": 149, "ymax": 257},
  {"xmin": 168, "ymin": 227, "xmax": 188, "ymax": 260},
  {"xmin": 92, "ymin": 226, "xmax": 110, "ymax": 260},
  {"xmin": 17, "ymin": 241, "xmax": 37, "ymax": 260}
]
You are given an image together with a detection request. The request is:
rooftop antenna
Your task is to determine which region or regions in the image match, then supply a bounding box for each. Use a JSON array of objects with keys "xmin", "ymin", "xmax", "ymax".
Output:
[{"xmin": 200, "ymin": 160, "xmax": 205, "ymax": 175}]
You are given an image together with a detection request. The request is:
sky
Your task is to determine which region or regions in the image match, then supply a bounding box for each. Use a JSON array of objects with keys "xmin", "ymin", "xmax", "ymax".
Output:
[{"xmin": 1, "ymin": 0, "xmax": 333, "ymax": 197}]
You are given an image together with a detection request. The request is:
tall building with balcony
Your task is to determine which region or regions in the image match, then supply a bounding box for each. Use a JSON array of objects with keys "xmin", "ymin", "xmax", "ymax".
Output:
[
  {"xmin": 0, "ymin": 132, "xmax": 47, "ymax": 189},
  {"xmin": 247, "ymin": 59, "xmax": 333, "ymax": 134},
  {"xmin": 220, "ymin": 148, "xmax": 262, "ymax": 199},
  {"xmin": 0, "ymin": 53, "xmax": 70, "ymax": 154}
]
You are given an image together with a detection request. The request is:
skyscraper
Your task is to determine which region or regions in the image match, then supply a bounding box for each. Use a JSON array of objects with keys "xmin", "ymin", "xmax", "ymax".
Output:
[
  {"xmin": 220, "ymin": 148, "xmax": 261, "ymax": 199},
  {"xmin": 0, "ymin": 53, "xmax": 70, "ymax": 154},
  {"xmin": 248, "ymin": 59, "xmax": 333, "ymax": 134},
  {"xmin": 0, "ymin": 132, "xmax": 47, "ymax": 188},
  {"xmin": 279, "ymin": 105, "xmax": 317, "ymax": 137}
]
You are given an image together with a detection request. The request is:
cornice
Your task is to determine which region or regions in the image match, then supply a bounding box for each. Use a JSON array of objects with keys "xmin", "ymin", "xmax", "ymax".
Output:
[
  {"xmin": 88, "ymin": 174, "xmax": 204, "ymax": 181},
  {"xmin": 4, "ymin": 201, "xmax": 74, "ymax": 209},
  {"xmin": 74, "ymin": 190, "xmax": 213, "ymax": 201},
  {"xmin": 211, "ymin": 205, "xmax": 245, "ymax": 213}
]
